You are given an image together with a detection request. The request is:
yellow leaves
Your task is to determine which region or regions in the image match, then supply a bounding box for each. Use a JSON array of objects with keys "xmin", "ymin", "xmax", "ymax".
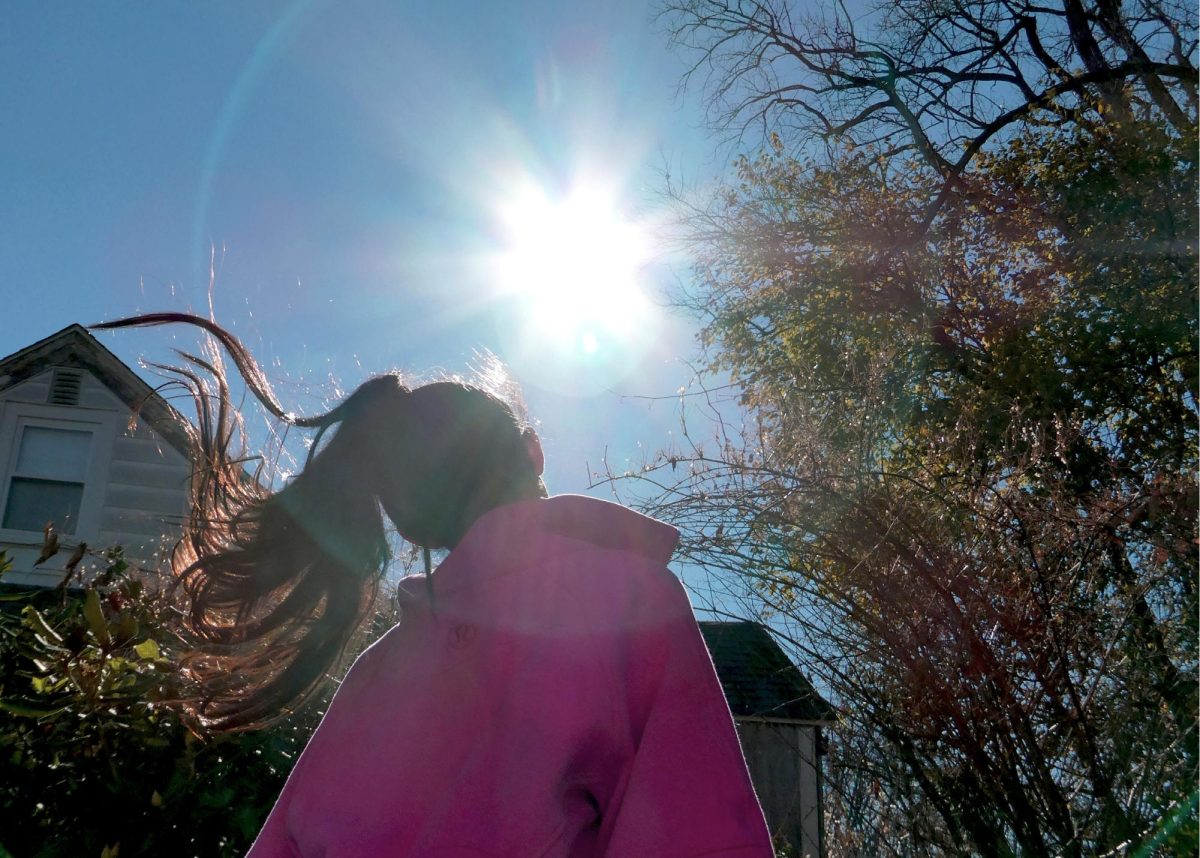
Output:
[
  {"xmin": 83, "ymin": 590, "xmax": 111, "ymax": 647},
  {"xmin": 22, "ymin": 605, "xmax": 64, "ymax": 650},
  {"xmin": 133, "ymin": 639, "xmax": 161, "ymax": 661}
]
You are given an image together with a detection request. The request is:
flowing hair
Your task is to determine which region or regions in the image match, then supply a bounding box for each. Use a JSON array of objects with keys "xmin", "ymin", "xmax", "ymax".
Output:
[{"xmin": 92, "ymin": 313, "xmax": 540, "ymax": 731}]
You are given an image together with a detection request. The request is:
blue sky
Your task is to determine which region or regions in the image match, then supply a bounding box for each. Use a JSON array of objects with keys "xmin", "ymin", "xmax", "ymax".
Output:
[{"xmin": 1, "ymin": 1, "xmax": 729, "ymax": 498}]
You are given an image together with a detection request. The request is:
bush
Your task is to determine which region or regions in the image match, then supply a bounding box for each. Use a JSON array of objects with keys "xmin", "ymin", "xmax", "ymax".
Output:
[{"xmin": 0, "ymin": 549, "xmax": 324, "ymax": 857}]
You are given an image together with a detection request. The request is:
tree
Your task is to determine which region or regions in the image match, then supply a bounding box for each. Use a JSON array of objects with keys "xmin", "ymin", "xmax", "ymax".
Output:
[
  {"xmin": 628, "ymin": 1, "xmax": 1197, "ymax": 853},
  {"xmin": 666, "ymin": 0, "xmax": 1196, "ymax": 229}
]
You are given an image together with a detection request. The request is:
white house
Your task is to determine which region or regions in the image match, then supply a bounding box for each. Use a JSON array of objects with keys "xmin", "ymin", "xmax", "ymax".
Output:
[{"xmin": 0, "ymin": 324, "xmax": 190, "ymax": 587}]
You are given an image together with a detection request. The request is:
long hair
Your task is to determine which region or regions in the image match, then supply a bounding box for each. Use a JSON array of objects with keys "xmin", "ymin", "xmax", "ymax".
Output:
[{"xmin": 92, "ymin": 313, "xmax": 541, "ymax": 731}]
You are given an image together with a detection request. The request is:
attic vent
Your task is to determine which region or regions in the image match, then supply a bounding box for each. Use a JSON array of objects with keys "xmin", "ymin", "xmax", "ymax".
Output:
[{"xmin": 48, "ymin": 369, "xmax": 83, "ymax": 406}]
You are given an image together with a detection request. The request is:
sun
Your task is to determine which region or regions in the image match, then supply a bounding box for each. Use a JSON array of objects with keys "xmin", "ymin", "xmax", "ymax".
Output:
[{"xmin": 491, "ymin": 181, "xmax": 652, "ymax": 355}]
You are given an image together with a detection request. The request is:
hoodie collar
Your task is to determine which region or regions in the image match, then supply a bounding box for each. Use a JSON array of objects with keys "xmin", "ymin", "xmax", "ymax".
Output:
[{"xmin": 402, "ymin": 495, "xmax": 678, "ymax": 596}]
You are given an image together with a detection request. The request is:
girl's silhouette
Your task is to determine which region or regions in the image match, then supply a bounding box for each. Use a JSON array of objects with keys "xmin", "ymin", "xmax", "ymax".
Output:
[{"xmin": 95, "ymin": 313, "xmax": 772, "ymax": 857}]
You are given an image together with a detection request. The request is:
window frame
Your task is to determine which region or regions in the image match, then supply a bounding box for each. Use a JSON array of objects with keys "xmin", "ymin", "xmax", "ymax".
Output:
[{"xmin": 0, "ymin": 403, "xmax": 117, "ymax": 545}]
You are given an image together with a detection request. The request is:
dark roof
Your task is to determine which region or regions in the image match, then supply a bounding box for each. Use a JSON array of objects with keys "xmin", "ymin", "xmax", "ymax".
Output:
[
  {"xmin": 0, "ymin": 323, "xmax": 192, "ymax": 458},
  {"xmin": 700, "ymin": 621, "xmax": 836, "ymax": 723}
]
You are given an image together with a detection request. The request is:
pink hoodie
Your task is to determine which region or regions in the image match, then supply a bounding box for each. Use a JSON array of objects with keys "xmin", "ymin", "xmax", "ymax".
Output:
[{"xmin": 248, "ymin": 495, "xmax": 773, "ymax": 857}]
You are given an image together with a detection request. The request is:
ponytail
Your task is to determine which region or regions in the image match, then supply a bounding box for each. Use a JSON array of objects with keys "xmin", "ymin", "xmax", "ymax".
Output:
[
  {"xmin": 92, "ymin": 314, "xmax": 541, "ymax": 732},
  {"xmin": 94, "ymin": 315, "xmax": 400, "ymax": 730}
]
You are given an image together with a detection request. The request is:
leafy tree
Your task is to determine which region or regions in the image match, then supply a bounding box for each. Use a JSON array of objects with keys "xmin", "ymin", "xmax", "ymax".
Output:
[{"xmin": 629, "ymin": 0, "xmax": 1198, "ymax": 853}]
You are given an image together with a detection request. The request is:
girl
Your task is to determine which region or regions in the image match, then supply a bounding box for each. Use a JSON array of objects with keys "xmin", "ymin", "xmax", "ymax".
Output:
[{"xmin": 95, "ymin": 313, "xmax": 773, "ymax": 857}]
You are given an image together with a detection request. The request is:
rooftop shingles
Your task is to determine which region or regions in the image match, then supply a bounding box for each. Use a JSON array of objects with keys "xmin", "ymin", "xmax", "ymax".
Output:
[{"xmin": 699, "ymin": 621, "xmax": 836, "ymax": 723}]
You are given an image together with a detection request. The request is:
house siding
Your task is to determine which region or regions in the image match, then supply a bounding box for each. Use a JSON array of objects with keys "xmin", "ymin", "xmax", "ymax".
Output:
[
  {"xmin": 1, "ymin": 373, "xmax": 51, "ymax": 405},
  {"xmin": 0, "ymin": 367, "xmax": 189, "ymax": 586},
  {"xmin": 737, "ymin": 719, "xmax": 823, "ymax": 858}
]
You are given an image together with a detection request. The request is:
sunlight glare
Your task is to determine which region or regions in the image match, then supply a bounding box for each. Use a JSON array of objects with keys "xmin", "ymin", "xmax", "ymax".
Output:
[{"xmin": 493, "ymin": 181, "xmax": 652, "ymax": 354}]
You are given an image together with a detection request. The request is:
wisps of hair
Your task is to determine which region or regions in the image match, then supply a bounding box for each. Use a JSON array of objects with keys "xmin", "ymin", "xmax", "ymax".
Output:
[{"xmin": 92, "ymin": 313, "xmax": 395, "ymax": 731}]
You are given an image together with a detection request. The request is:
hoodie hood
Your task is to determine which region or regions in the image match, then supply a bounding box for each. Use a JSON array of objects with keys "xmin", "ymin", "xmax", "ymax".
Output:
[{"xmin": 249, "ymin": 495, "xmax": 773, "ymax": 858}]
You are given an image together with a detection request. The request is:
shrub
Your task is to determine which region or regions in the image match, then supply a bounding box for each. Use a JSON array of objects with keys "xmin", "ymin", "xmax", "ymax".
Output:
[{"xmin": 0, "ymin": 549, "xmax": 325, "ymax": 857}]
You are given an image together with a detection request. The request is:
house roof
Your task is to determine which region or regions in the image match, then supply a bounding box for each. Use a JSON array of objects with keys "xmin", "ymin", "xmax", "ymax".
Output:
[
  {"xmin": 699, "ymin": 621, "xmax": 836, "ymax": 724},
  {"xmin": 0, "ymin": 323, "xmax": 192, "ymax": 458}
]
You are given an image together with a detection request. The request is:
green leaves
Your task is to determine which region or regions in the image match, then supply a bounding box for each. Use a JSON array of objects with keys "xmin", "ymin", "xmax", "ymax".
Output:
[
  {"xmin": 0, "ymin": 547, "xmax": 374, "ymax": 856},
  {"xmin": 0, "ymin": 700, "xmax": 66, "ymax": 719},
  {"xmin": 0, "ymin": 553, "xmax": 262, "ymax": 855}
]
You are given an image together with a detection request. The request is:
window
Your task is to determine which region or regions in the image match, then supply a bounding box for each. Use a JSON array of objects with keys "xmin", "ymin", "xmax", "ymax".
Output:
[{"xmin": 1, "ymin": 426, "xmax": 92, "ymax": 534}]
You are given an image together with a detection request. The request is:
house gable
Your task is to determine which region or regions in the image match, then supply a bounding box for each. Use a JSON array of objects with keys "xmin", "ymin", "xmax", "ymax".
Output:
[
  {"xmin": 0, "ymin": 324, "xmax": 191, "ymax": 458},
  {"xmin": 0, "ymin": 325, "xmax": 192, "ymax": 587}
]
